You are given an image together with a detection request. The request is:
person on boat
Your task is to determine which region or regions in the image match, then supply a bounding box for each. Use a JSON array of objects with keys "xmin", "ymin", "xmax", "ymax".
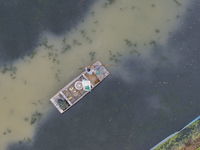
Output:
[{"xmin": 85, "ymin": 65, "xmax": 94, "ymax": 75}]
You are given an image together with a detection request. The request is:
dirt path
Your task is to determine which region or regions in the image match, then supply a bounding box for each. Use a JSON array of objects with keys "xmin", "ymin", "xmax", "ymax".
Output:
[{"xmin": 180, "ymin": 136, "xmax": 200, "ymax": 150}]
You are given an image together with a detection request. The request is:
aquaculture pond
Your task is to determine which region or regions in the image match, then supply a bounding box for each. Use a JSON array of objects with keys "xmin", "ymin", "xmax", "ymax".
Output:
[{"xmin": 0, "ymin": 0, "xmax": 199, "ymax": 150}]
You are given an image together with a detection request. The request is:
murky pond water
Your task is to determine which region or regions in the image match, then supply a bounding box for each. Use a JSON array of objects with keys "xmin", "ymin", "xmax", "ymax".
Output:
[{"xmin": 0, "ymin": 0, "xmax": 199, "ymax": 149}]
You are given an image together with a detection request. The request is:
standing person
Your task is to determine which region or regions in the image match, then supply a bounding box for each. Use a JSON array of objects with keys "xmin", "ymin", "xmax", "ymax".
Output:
[{"xmin": 85, "ymin": 65, "xmax": 94, "ymax": 75}]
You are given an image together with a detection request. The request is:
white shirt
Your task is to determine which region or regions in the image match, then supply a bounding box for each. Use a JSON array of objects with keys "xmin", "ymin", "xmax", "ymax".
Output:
[{"xmin": 85, "ymin": 67, "xmax": 93, "ymax": 75}]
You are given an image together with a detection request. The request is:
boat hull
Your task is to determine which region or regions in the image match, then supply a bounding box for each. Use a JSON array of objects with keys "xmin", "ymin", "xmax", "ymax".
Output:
[{"xmin": 50, "ymin": 61, "xmax": 109, "ymax": 114}]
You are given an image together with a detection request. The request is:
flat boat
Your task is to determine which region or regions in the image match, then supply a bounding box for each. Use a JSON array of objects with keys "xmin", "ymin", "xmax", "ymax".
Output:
[{"xmin": 50, "ymin": 61, "xmax": 109, "ymax": 113}]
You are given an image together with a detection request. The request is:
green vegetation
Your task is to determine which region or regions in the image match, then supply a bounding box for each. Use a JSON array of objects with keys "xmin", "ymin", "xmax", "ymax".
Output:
[
  {"xmin": 138, "ymin": 69, "xmax": 145, "ymax": 73},
  {"xmin": 24, "ymin": 117, "xmax": 29, "ymax": 121},
  {"xmin": 109, "ymin": 50, "xmax": 121, "ymax": 65},
  {"xmin": 73, "ymin": 39, "xmax": 82, "ymax": 45},
  {"xmin": 93, "ymin": 21, "xmax": 98, "ymax": 25},
  {"xmin": 124, "ymin": 39, "xmax": 132, "ymax": 47},
  {"xmin": 107, "ymin": 0, "xmax": 115, "ymax": 4},
  {"xmin": 155, "ymin": 29, "xmax": 160, "ymax": 33},
  {"xmin": 38, "ymin": 99, "xmax": 43, "ymax": 105},
  {"xmin": 173, "ymin": 0, "xmax": 181, "ymax": 6},
  {"xmin": 0, "ymin": 61, "xmax": 17, "ymax": 79},
  {"xmin": 151, "ymin": 4, "xmax": 156, "ymax": 7},
  {"xmin": 39, "ymin": 37, "xmax": 48, "ymax": 46},
  {"xmin": 62, "ymin": 37, "xmax": 66, "ymax": 45},
  {"xmin": 103, "ymin": 0, "xmax": 115, "ymax": 8},
  {"xmin": 19, "ymin": 137, "xmax": 31, "ymax": 144},
  {"xmin": 20, "ymin": 55, "xmax": 25, "ymax": 61},
  {"xmin": 120, "ymin": 8, "xmax": 127, "ymax": 11},
  {"xmin": 80, "ymin": 30, "xmax": 93, "ymax": 43},
  {"xmin": 39, "ymin": 37, "xmax": 54, "ymax": 50},
  {"xmin": 45, "ymin": 52, "xmax": 60, "ymax": 65},
  {"xmin": 149, "ymin": 40, "xmax": 157, "ymax": 47},
  {"xmin": 131, "ymin": 6, "xmax": 136, "ymax": 9},
  {"xmin": 45, "ymin": 45, "xmax": 54, "ymax": 50},
  {"xmin": 30, "ymin": 111, "xmax": 43, "ymax": 125},
  {"xmin": 81, "ymin": 30, "xmax": 86, "ymax": 37},
  {"xmin": 48, "ymin": 52, "xmax": 53, "ymax": 57},
  {"xmin": 3, "ymin": 128, "xmax": 12, "ymax": 135},
  {"xmin": 55, "ymin": 69, "xmax": 61, "ymax": 82},
  {"xmin": 1, "ymin": 63, "xmax": 8, "ymax": 74},
  {"xmin": 159, "ymin": 55, "xmax": 168, "ymax": 63},
  {"xmin": 154, "ymin": 119, "xmax": 200, "ymax": 150},
  {"xmin": 86, "ymin": 37, "xmax": 92, "ymax": 43},
  {"xmin": 34, "ymin": 9, "xmax": 42, "ymax": 22},
  {"xmin": 124, "ymin": 39, "xmax": 137, "ymax": 47},
  {"xmin": 117, "ymin": 52, "xmax": 122, "ymax": 57},
  {"xmin": 130, "ymin": 49, "xmax": 140, "ymax": 56},
  {"xmin": 7, "ymin": 129, "xmax": 11, "ymax": 133},
  {"xmin": 27, "ymin": 49, "xmax": 38, "ymax": 59},
  {"xmin": 23, "ymin": 80, "xmax": 27, "ymax": 85},
  {"xmin": 62, "ymin": 44, "xmax": 71, "ymax": 54},
  {"xmin": 89, "ymin": 52, "xmax": 96, "ymax": 62},
  {"xmin": 32, "ymin": 102, "xmax": 37, "ymax": 106}
]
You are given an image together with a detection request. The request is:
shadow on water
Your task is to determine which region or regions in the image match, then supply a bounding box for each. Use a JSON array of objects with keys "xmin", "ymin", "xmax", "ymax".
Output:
[{"xmin": 0, "ymin": 0, "xmax": 96, "ymax": 62}]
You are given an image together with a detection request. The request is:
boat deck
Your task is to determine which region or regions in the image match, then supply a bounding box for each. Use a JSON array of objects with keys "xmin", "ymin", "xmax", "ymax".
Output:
[{"xmin": 50, "ymin": 61, "xmax": 109, "ymax": 113}]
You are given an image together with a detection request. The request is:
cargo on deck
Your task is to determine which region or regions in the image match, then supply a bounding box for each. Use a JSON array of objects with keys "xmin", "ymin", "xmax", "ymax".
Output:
[{"xmin": 50, "ymin": 61, "xmax": 109, "ymax": 114}]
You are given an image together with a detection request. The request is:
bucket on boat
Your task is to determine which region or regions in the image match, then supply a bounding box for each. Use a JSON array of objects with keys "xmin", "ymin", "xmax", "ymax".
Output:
[
  {"xmin": 75, "ymin": 81, "xmax": 83, "ymax": 90},
  {"xmin": 96, "ymin": 70, "xmax": 100, "ymax": 75},
  {"xmin": 82, "ymin": 79, "xmax": 92, "ymax": 92},
  {"xmin": 85, "ymin": 85, "xmax": 91, "ymax": 92}
]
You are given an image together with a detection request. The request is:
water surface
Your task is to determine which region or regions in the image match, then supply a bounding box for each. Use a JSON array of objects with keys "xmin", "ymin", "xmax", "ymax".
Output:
[{"xmin": 0, "ymin": 0, "xmax": 198, "ymax": 149}]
